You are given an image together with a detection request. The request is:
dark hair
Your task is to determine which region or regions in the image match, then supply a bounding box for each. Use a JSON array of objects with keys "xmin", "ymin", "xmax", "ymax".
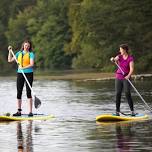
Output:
[
  {"xmin": 21, "ymin": 40, "xmax": 33, "ymax": 52},
  {"xmin": 119, "ymin": 44, "xmax": 129, "ymax": 53}
]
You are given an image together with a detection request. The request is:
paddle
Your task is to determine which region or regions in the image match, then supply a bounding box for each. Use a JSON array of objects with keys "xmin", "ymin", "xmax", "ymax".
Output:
[
  {"xmin": 8, "ymin": 46, "xmax": 41, "ymax": 109},
  {"xmin": 110, "ymin": 57, "xmax": 152, "ymax": 112}
]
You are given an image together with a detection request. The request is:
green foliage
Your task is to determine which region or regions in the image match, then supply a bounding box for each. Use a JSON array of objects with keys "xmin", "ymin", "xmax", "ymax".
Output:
[
  {"xmin": 136, "ymin": 54, "xmax": 152, "ymax": 72},
  {"xmin": 66, "ymin": 0, "xmax": 152, "ymax": 72},
  {"xmin": 28, "ymin": 0, "xmax": 72, "ymax": 69},
  {"xmin": 0, "ymin": 0, "xmax": 152, "ymax": 73},
  {"xmin": 6, "ymin": 10, "xmax": 31, "ymax": 48},
  {"xmin": 72, "ymin": 43, "xmax": 102, "ymax": 69}
]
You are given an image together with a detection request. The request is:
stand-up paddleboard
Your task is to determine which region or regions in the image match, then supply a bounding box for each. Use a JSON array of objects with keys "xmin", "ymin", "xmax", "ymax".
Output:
[
  {"xmin": 0, "ymin": 114, "xmax": 54, "ymax": 121},
  {"xmin": 96, "ymin": 113, "xmax": 149, "ymax": 122}
]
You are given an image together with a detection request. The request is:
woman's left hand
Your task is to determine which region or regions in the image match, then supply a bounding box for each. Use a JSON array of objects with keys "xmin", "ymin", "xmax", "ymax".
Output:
[
  {"xmin": 125, "ymin": 75, "xmax": 130, "ymax": 80},
  {"xmin": 19, "ymin": 65, "xmax": 24, "ymax": 70}
]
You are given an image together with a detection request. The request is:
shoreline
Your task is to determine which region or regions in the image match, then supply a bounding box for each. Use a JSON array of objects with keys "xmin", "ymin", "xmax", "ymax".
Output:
[
  {"xmin": 35, "ymin": 72, "xmax": 115, "ymax": 81},
  {"xmin": 0, "ymin": 72, "xmax": 151, "ymax": 81}
]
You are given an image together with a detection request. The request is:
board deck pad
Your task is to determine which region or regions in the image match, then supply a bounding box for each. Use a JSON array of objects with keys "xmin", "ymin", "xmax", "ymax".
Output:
[
  {"xmin": 0, "ymin": 114, "xmax": 54, "ymax": 121},
  {"xmin": 96, "ymin": 113, "xmax": 149, "ymax": 122}
]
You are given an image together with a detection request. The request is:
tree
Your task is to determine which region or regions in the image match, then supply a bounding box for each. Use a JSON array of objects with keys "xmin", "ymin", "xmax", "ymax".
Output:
[{"xmin": 28, "ymin": 0, "xmax": 72, "ymax": 69}]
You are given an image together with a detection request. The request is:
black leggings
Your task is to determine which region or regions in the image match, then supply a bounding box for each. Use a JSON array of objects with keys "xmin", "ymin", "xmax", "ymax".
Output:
[
  {"xmin": 17, "ymin": 73, "xmax": 33, "ymax": 99},
  {"xmin": 115, "ymin": 79, "xmax": 134, "ymax": 112}
]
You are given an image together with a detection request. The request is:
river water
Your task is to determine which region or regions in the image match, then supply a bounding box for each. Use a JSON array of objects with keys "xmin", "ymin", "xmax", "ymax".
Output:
[{"xmin": 0, "ymin": 77, "xmax": 152, "ymax": 152}]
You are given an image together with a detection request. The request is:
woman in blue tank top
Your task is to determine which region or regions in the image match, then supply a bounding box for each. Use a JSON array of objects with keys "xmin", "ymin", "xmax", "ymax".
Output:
[{"xmin": 8, "ymin": 40, "xmax": 35, "ymax": 117}]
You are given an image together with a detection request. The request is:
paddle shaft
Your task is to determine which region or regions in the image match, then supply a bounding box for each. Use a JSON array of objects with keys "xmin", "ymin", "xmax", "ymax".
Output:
[
  {"xmin": 9, "ymin": 48, "xmax": 36, "ymax": 97},
  {"xmin": 114, "ymin": 61, "xmax": 152, "ymax": 112}
]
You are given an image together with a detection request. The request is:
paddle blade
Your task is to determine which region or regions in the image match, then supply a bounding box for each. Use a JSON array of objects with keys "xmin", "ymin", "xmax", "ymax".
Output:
[{"xmin": 34, "ymin": 96, "xmax": 41, "ymax": 109}]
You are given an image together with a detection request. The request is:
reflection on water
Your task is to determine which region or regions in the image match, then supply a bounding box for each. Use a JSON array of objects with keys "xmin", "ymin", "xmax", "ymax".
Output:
[
  {"xmin": 95, "ymin": 120, "xmax": 152, "ymax": 152},
  {"xmin": 115, "ymin": 124, "xmax": 133, "ymax": 151},
  {"xmin": 0, "ymin": 78, "xmax": 152, "ymax": 152},
  {"xmin": 17, "ymin": 121, "xmax": 33, "ymax": 152}
]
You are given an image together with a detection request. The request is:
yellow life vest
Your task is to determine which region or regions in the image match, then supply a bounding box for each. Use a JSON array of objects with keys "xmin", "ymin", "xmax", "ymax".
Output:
[{"xmin": 17, "ymin": 51, "xmax": 30, "ymax": 67}]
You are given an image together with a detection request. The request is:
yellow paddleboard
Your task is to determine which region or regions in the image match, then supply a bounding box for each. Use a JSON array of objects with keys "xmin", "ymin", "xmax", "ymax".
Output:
[
  {"xmin": 0, "ymin": 114, "xmax": 54, "ymax": 121},
  {"xmin": 96, "ymin": 113, "xmax": 149, "ymax": 122}
]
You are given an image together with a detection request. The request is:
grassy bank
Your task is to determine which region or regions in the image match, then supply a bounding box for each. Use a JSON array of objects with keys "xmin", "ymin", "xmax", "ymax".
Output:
[
  {"xmin": 1, "ymin": 69, "xmax": 151, "ymax": 81},
  {"xmin": 0, "ymin": 70, "xmax": 114, "ymax": 81},
  {"xmin": 34, "ymin": 69, "xmax": 114, "ymax": 80},
  {"xmin": 35, "ymin": 72, "xmax": 115, "ymax": 80}
]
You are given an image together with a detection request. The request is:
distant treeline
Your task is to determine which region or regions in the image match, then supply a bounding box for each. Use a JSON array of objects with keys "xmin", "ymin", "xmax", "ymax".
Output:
[{"xmin": 0, "ymin": 0, "xmax": 152, "ymax": 73}]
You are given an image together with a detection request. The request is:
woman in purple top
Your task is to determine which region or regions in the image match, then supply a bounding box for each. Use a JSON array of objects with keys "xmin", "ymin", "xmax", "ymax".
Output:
[{"xmin": 111, "ymin": 44, "xmax": 135, "ymax": 116}]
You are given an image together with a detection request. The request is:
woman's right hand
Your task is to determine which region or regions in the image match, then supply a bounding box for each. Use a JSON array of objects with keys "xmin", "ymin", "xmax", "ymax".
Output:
[
  {"xmin": 110, "ymin": 56, "xmax": 119, "ymax": 62},
  {"xmin": 8, "ymin": 46, "xmax": 12, "ymax": 51},
  {"xmin": 110, "ymin": 57, "xmax": 115, "ymax": 62}
]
